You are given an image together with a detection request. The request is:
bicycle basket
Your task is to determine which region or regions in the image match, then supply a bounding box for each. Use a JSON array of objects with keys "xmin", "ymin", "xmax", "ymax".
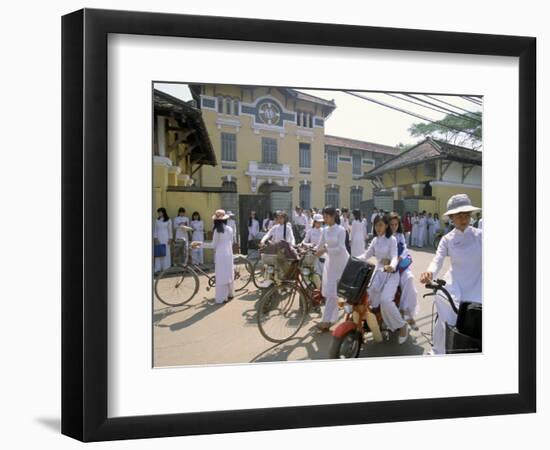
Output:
[
  {"xmin": 301, "ymin": 253, "xmax": 316, "ymax": 267},
  {"xmin": 261, "ymin": 253, "xmax": 278, "ymax": 266},
  {"xmin": 337, "ymin": 257, "xmax": 374, "ymax": 304}
]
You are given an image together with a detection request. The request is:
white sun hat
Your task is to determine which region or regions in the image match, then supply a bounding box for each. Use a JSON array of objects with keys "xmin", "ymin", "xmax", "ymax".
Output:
[
  {"xmin": 212, "ymin": 209, "xmax": 230, "ymax": 220},
  {"xmin": 443, "ymin": 194, "xmax": 481, "ymax": 217},
  {"xmin": 312, "ymin": 213, "xmax": 324, "ymax": 222}
]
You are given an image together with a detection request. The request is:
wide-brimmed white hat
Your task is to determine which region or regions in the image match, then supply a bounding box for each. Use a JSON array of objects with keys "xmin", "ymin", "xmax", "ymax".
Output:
[
  {"xmin": 212, "ymin": 209, "xmax": 230, "ymax": 220},
  {"xmin": 312, "ymin": 213, "xmax": 324, "ymax": 222},
  {"xmin": 443, "ymin": 194, "xmax": 481, "ymax": 217}
]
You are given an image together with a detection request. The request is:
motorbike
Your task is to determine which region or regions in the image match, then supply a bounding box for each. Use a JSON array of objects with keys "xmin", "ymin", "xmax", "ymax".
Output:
[{"xmin": 329, "ymin": 260, "xmax": 402, "ymax": 359}]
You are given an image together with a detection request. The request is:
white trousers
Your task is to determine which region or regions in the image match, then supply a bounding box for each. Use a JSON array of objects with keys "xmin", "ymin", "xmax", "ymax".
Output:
[
  {"xmin": 154, "ymin": 246, "xmax": 171, "ymax": 272},
  {"xmin": 367, "ymin": 273, "xmax": 405, "ymax": 331},
  {"xmin": 399, "ymin": 268, "xmax": 418, "ymax": 319},
  {"xmin": 433, "ymin": 293, "xmax": 460, "ymax": 354},
  {"xmin": 191, "ymin": 247, "xmax": 204, "ymax": 265},
  {"xmin": 215, "ymin": 281, "xmax": 234, "ymax": 304},
  {"xmin": 322, "ymin": 295, "xmax": 339, "ymax": 323}
]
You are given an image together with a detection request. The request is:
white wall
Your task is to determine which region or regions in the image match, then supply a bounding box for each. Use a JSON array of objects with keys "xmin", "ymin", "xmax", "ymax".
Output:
[
  {"xmin": 441, "ymin": 161, "xmax": 482, "ymax": 185},
  {"xmin": 0, "ymin": 1, "xmax": 546, "ymax": 449}
]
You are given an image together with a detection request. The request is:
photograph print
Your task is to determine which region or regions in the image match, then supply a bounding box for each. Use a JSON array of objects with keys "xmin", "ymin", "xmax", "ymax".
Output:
[{"xmin": 152, "ymin": 82, "xmax": 483, "ymax": 368}]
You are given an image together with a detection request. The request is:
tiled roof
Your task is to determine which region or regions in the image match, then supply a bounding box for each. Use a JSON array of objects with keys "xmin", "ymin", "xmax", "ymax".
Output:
[
  {"xmin": 284, "ymin": 88, "xmax": 337, "ymax": 109},
  {"xmin": 324, "ymin": 135, "xmax": 400, "ymax": 156},
  {"xmin": 154, "ymin": 89, "xmax": 217, "ymax": 166},
  {"xmin": 364, "ymin": 137, "xmax": 481, "ymax": 178}
]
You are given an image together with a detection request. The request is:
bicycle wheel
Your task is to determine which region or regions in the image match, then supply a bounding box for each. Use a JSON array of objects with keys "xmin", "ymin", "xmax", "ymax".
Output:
[
  {"xmin": 154, "ymin": 266, "xmax": 199, "ymax": 307},
  {"xmin": 257, "ymin": 282, "xmax": 307, "ymax": 343},
  {"xmin": 233, "ymin": 256, "xmax": 253, "ymax": 292},
  {"xmin": 252, "ymin": 258, "xmax": 270, "ymax": 290}
]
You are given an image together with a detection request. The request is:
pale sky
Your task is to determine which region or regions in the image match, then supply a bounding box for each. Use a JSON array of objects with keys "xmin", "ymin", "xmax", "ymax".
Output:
[{"xmin": 154, "ymin": 82, "xmax": 482, "ymax": 148}]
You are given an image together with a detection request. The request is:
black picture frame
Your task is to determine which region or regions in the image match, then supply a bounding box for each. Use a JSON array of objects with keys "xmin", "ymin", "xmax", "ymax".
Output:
[{"xmin": 62, "ymin": 8, "xmax": 536, "ymax": 442}]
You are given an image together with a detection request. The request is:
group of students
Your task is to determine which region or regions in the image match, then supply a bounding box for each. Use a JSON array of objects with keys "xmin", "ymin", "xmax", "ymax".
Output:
[
  {"xmin": 154, "ymin": 207, "xmax": 205, "ymax": 272},
  {"xmin": 155, "ymin": 193, "xmax": 482, "ymax": 354},
  {"xmin": 311, "ymin": 193, "xmax": 482, "ymax": 354}
]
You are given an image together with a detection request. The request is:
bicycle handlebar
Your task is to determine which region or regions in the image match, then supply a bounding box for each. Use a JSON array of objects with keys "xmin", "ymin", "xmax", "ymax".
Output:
[{"xmin": 424, "ymin": 279, "xmax": 458, "ymax": 314}]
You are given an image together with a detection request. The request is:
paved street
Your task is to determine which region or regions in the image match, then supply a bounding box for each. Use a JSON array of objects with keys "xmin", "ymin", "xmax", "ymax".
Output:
[{"xmin": 153, "ymin": 247, "xmax": 450, "ymax": 367}]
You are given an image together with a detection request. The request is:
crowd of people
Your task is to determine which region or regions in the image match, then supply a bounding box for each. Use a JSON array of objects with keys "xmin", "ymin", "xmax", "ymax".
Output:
[{"xmin": 154, "ymin": 194, "xmax": 482, "ymax": 355}]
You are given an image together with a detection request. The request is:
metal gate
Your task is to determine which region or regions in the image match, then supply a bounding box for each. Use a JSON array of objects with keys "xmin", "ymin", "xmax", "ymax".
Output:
[
  {"xmin": 373, "ymin": 191, "xmax": 394, "ymax": 212},
  {"xmin": 238, "ymin": 194, "xmax": 270, "ymax": 254}
]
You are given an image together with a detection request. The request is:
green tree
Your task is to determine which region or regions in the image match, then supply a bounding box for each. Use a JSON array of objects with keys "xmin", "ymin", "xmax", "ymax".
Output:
[{"xmin": 408, "ymin": 111, "xmax": 482, "ymax": 149}]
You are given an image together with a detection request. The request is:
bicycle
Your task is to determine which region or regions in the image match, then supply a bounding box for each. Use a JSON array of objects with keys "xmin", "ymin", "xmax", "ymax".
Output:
[
  {"xmin": 422, "ymin": 278, "xmax": 482, "ymax": 353},
  {"xmin": 154, "ymin": 238, "xmax": 254, "ymax": 307},
  {"xmin": 256, "ymin": 245, "xmax": 324, "ymax": 343}
]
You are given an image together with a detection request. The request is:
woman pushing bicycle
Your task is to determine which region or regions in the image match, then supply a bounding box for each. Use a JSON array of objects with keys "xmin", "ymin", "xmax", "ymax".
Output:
[{"xmin": 420, "ymin": 194, "xmax": 482, "ymax": 355}]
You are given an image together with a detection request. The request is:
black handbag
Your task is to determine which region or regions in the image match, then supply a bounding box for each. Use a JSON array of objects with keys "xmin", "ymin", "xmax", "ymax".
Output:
[{"xmin": 337, "ymin": 257, "xmax": 374, "ymax": 304}]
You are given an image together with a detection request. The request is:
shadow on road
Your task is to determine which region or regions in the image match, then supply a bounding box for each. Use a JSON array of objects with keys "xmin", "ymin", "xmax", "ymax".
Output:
[
  {"xmin": 157, "ymin": 299, "xmax": 225, "ymax": 331},
  {"xmin": 250, "ymin": 325, "xmax": 334, "ymax": 362},
  {"xmin": 359, "ymin": 332, "xmax": 426, "ymax": 358}
]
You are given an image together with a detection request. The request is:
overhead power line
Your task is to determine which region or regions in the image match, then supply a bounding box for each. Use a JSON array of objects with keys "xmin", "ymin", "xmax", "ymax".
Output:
[
  {"xmin": 461, "ymin": 95, "xmax": 483, "ymax": 106},
  {"xmin": 403, "ymin": 94, "xmax": 482, "ymax": 124},
  {"xmin": 344, "ymin": 91, "xmax": 480, "ymax": 139},
  {"xmin": 423, "ymin": 94, "xmax": 482, "ymax": 117},
  {"xmin": 385, "ymin": 92, "xmax": 457, "ymax": 118}
]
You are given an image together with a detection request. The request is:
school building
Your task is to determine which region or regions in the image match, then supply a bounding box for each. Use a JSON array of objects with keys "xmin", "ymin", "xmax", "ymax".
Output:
[
  {"xmin": 153, "ymin": 84, "xmax": 399, "ymax": 250},
  {"xmin": 362, "ymin": 137, "xmax": 482, "ymax": 220}
]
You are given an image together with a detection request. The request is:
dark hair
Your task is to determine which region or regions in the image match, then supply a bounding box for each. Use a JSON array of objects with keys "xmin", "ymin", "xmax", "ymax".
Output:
[
  {"xmin": 213, "ymin": 219, "xmax": 226, "ymax": 233},
  {"xmin": 323, "ymin": 206, "xmax": 337, "ymax": 217},
  {"xmin": 373, "ymin": 214, "xmax": 392, "ymax": 238},
  {"xmin": 157, "ymin": 207, "xmax": 169, "ymax": 222},
  {"xmin": 352, "ymin": 209, "xmax": 361, "ymax": 221},
  {"xmin": 388, "ymin": 212, "xmax": 404, "ymax": 234},
  {"xmin": 434, "ymin": 213, "xmax": 439, "ymax": 220},
  {"xmin": 192, "ymin": 211, "xmax": 200, "ymax": 221},
  {"xmin": 178, "ymin": 207, "xmax": 186, "ymax": 215}
]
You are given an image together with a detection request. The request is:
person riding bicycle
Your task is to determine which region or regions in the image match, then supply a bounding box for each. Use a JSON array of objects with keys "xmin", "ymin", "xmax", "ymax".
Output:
[
  {"xmin": 420, "ymin": 194, "xmax": 482, "ymax": 355},
  {"xmin": 259, "ymin": 210, "xmax": 295, "ymax": 247}
]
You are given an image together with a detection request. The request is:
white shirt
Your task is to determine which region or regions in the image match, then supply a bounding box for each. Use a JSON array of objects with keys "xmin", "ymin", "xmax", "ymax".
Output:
[
  {"xmin": 173, "ymin": 215, "xmax": 190, "ymax": 240},
  {"xmin": 303, "ymin": 226, "xmax": 324, "ymax": 248},
  {"xmin": 477, "ymin": 218, "xmax": 483, "ymax": 230},
  {"xmin": 227, "ymin": 218, "xmax": 238, "ymax": 243},
  {"xmin": 318, "ymin": 224, "xmax": 349, "ymax": 295},
  {"xmin": 294, "ymin": 213, "xmax": 308, "ymax": 227},
  {"xmin": 360, "ymin": 235, "xmax": 399, "ymax": 271},
  {"xmin": 427, "ymin": 226, "xmax": 482, "ymax": 302},
  {"xmin": 247, "ymin": 218, "xmax": 260, "ymax": 240},
  {"xmin": 394, "ymin": 232, "xmax": 410, "ymax": 259},
  {"xmin": 260, "ymin": 223, "xmax": 295, "ymax": 245}
]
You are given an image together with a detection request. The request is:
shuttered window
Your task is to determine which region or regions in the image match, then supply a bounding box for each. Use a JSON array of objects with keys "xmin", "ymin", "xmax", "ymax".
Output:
[{"xmin": 221, "ymin": 133, "xmax": 237, "ymax": 162}]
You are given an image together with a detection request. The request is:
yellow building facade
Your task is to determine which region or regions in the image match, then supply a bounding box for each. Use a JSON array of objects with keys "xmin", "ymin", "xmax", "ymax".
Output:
[
  {"xmin": 364, "ymin": 137, "xmax": 482, "ymax": 222},
  {"xmin": 153, "ymin": 84, "xmax": 400, "ymax": 249}
]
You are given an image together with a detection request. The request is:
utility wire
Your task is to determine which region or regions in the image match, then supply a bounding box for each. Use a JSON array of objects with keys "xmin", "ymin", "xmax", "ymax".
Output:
[
  {"xmin": 344, "ymin": 91, "xmax": 479, "ymax": 139},
  {"xmin": 387, "ymin": 93, "xmax": 481, "ymax": 124},
  {"xmin": 423, "ymin": 94, "xmax": 482, "ymax": 117},
  {"xmin": 461, "ymin": 95, "xmax": 483, "ymax": 106},
  {"xmin": 404, "ymin": 94, "xmax": 482, "ymax": 124},
  {"xmin": 385, "ymin": 93, "xmax": 456, "ymax": 118}
]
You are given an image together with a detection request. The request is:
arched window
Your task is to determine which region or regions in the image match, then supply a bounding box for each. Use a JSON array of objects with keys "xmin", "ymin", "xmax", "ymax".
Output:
[
  {"xmin": 325, "ymin": 187, "xmax": 340, "ymax": 209},
  {"xmin": 225, "ymin": 97, "xmax": 232, "ymax": 115},
  {"xmin": 299, "ymin": 184, "xmax": 311, "ymax": 210},
  {"xmin": 217, "ymin": 96, "xmax": 224, "ymax": 113},
  {"xmin": 233, "ymin": 99, "xmax": 240, "ymax": 116}
]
